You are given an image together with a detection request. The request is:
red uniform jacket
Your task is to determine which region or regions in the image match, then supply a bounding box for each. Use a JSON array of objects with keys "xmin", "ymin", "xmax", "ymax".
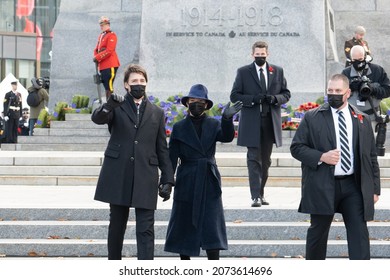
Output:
[{"xmin": 94, "ymin": 29, "xmax": 120, "ymax": 71}]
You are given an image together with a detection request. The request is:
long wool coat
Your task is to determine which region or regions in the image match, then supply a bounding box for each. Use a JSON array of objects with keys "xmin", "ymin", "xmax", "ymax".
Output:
[
  {"xmin": 230, "ymin": 62, "xmax": 291, "ymax": 148},
  {"xmin": 290, "ymin": 103, "xmax": 380, "ymax": 221},
  {"xmin": 91, "ymin": 95, "xmax": 174, "ymax": 209},
  {"xmin": 164, "ymin": 116, "xmax": 235, "ymax": 256}
]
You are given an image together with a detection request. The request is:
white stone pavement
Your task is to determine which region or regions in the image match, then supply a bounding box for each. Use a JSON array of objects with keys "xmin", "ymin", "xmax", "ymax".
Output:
[{"xmin": 0, "ymin": 185, "xmax": 389, "ymax": 210}]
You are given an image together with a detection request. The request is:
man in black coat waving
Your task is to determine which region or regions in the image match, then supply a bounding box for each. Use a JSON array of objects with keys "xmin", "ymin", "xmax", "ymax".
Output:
[{"xmin": 92, "ymin": 64, "xmax": 174, "ymax": 260}]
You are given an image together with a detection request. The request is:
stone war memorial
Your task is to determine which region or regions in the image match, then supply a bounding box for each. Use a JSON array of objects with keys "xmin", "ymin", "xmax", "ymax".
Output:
[
  {"xmin": 140, "ymin": 0, "xmax": 325, "ymax": 106},
  {"xmin": 50, "ymin": 0, "xmax": 327, "ymax": 108}
]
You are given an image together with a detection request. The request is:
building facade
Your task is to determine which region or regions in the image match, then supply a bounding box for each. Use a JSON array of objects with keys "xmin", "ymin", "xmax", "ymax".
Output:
[{"xmin": 0, "ymin": 0, "xmax": 60, "ymax": 88}]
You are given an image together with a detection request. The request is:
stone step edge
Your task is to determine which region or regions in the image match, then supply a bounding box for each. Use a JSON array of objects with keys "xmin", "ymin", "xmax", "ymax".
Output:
[
  {"xmin": 1, "ymin": 221, "xmax": 389, "ymax": 226},
  {"xmin": 1, "ymin": 239, "xmax": 389, "ymax": 246},
  {"xmin": 1, "ymin": 176, "xmax": 390, "ymax": 188}
]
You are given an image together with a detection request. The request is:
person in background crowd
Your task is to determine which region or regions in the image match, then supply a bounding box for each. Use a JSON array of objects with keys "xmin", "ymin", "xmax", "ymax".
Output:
[
  {"xmin": 93, "ymin": 16, "xmax": 120, "ymax": 100},
  {"xmin": 230, "ymin": 41, "xmax": 291, "ymax": 207},
  {"xmin": 344, "ymin": 26, "xmax": 372, "ymax": 67},
  {"xmin": 28, "ymin": 78, "xmax": 49, "ymax": 136},
  {"xmin": 290, "ymin": 74, "xmax": 380, "ymax": 260},
  {"xmin": 3, "ymin": 80, "xmax": 22, "ymax": 143},
  {"xmin": 342, "ymin": 45, "xmax": 390, "ymax": 124},
  {"xmin": 18, "ymin": 107, "xmax": 30, "ymax": 136},
  {"xmin": 164, "ymin": 84, "xmax": 242, "ymax": 260},
  {"xmin": 91, "ymin": 64, "xmax": 174, "ymax": 260}
]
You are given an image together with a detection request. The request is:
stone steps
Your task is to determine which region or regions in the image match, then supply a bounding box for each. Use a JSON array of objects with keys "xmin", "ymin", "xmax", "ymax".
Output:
[
  {"xmin": 1, "ymin": 113, "xmax": 389, "ymax": 259},
  {"xmin": 1, "ymin": 151, "xmax": 390, "ymax": 187},
  {"xmin": 0, "ymin": 207, "xmax": 389, "ymax": 258},
  {"xmin": 0, "ymin": 238, "xmax": 385, "ymax": 258},
  {"xmin": 2, "ymin": 239, "xmax": 390, "ymax": 258},
  {"xmin": 1, "ymin": 221, "xmax": 390, "ymax": 240}
]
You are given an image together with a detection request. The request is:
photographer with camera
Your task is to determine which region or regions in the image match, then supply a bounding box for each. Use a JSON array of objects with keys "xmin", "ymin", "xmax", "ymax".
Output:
[
  {"xmin": 27, "ymin": 77, "xmax": 49, "ymax": 136},
  {"xmin": 342, "ymin": 45, "xmax": 390, "ymax": 156}
]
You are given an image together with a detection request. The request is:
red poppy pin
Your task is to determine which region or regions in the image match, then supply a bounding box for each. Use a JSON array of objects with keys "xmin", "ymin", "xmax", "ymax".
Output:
[
  {"xmin": 268, "ymin": 66, "xmax": 274, "ymax": 74},
  {"xmin": 352, "ymin": 111, "xmax": 364, "ymax": 124},
  {"xmin": 358, "ymin": 114, "xmax": 363, "ymax": 123}
]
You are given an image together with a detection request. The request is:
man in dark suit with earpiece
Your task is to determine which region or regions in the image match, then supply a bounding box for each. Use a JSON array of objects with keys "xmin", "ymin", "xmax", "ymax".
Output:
[{"xmin": 290, "ymin": 74, "xmax": 380, "ymax": 260}]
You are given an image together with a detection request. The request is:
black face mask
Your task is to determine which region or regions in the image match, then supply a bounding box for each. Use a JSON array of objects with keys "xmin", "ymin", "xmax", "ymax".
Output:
[
  {"xmin": 188, "ymin": 102, "xmax": 206, "ymax": 117},
  {"xmin": 129, "ymin": 85, "xmax": 146, "ymax": 99},
  {"xmin": 352, "ymin": 59, "xmax": 366, "ymax": 71},
  {"xmin": 255, "ymin": 56, "xmax": 267, "ymax": 67},
  {"xmin": 327, "ymin": 94, "xmax": 345, "ymax": 109}
]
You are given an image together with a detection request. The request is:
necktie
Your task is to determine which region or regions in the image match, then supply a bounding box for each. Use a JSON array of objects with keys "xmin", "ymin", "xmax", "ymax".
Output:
[
  {"xmin": 135, "ymin": 102, "xmax": 140, "ymax": 127},
  {"xmin": 259, "ymin": 68, "xmax": 269, "ymax": 115},
  {"xmin": 338, "ymin": 111, "xmax": 351, "ymax": 173},
  {"xmin": 259, "ymin": 68, "xmax": 267, "ymax": 92}
]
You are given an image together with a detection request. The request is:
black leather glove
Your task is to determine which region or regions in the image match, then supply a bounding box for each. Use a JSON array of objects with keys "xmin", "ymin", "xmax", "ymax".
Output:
[
  {"xmin": 222, "ymin": 101, "xmax": 243, "ymax": 119},
  {"xmin": 264, "ymin": 95, "xmax": 276, "ymax": 104},
  {"xmin": 93, "ymin": 57, "xmax": 98, "ymax": 63},
  {"xmin": 370, "ymin": 82, "xmax": 383, "ymax": 99},
  {"xmin": 253, "ymin": 95, "xmax": 265, "ymax": 104},
  {"xmin": 103, "ymin": 93, "xmax": 125, "ymax": 111},
  {"xmin": 158, "ymin": 183, "xmax": 172, "ymax": 201}
]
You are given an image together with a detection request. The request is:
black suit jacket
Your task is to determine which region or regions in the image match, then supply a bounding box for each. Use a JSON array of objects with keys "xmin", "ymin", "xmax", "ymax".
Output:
[{"xmin": 290, "ymin": 103, "xmax": 380, "ymax": 221}]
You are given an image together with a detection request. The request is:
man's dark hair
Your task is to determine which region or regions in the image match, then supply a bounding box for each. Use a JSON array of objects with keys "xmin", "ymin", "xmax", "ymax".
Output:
[
  {"xmin": 123, "ymin": 64, "xmax": 148, "ymax": 83},
  {"xmin": 252, "ymin": 41, "xmax": 268, "ymax": 53}
]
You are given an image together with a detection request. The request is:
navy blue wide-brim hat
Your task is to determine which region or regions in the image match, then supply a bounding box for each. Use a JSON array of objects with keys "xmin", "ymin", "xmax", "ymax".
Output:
[{"xmin": 181, "ymin": 84, "xmax": 213, "ymax": 109}]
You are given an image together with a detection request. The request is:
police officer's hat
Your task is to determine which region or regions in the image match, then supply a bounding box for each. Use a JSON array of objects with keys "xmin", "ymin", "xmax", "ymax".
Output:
[
  {"xmin": 99, "ymin": 16, "xmax": 110, "ymax": 25},
  {"xmin": 10, "ymin": 80, "xmax": 18, "ymax": 85}
]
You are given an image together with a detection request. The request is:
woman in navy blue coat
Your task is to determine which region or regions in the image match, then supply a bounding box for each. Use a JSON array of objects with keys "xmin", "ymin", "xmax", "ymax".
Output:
[{"xmin": 164, "ymin": 84, "xmax": 242, "ymax": 259}]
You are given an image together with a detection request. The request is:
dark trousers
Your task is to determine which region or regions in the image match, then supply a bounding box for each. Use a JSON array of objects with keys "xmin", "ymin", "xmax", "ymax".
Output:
[
  {"xmin": 5, "ymin": 117, "xmax": 19, "ymax": 143},
  {"xmin": 306, "ymin": 176, "xmax": 370, "ymax": 260},
  {"xmin": 108, "ymin": 204, "xmax": 155, "ymax": 260},
  {"xmin": 246, "ymin": 115, "xmax": 275, "ymax": 199},
  {"xmin": 29, "ymin": 118, "xmax": 37, "ymax": 136},
  {"xmin": 100, "ymin": 67, "xmax": 118, "ymax": 93}
]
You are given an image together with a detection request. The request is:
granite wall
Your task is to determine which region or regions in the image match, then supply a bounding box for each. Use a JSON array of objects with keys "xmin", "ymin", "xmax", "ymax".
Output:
[{"xmin": 49, "ymin": 0, "xmax": 390, "ymax": 109}]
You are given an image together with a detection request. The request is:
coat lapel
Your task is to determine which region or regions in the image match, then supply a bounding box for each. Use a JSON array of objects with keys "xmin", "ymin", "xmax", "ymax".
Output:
[
  {"xmin": 176, "ymin": 117, "xmax": 205, "ymax": 155},
  {"xmin": 200, "ymin": 118, "xmax": 217, "ymax": 153},
  {"xmin": 320, "ymin": 104, "xmax": 336, "ymax": 147},
  {"xmin": 349, "ymin": 105, "xmax": 362, "ymax": 157},
  {"xmin": 121, "ymin": 94, "xmax": 137, "ymax": 124},
  {"xmin": 249, "ymin": 63, "xmax": 262, "ymax": 89},
  {"xmin": 138, "ymin": 99, "xmax": 152, "ymax": 129},
  {"xmin": 267, "ymin": 63, "xmax": 274, "ymax": 91}
]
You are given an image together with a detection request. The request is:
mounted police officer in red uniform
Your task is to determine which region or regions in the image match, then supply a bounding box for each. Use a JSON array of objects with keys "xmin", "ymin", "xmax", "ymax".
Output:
[{"xmin": 93, "ymin": 16, "xmax": 120, "ymax": 100}]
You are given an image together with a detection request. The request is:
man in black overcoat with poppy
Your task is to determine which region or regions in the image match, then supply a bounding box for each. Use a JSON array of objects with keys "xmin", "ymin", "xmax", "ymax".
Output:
[
  {"xmin": 290, "ymin": 74, "xmax": 380, "ymax": 260},
  {"xmin": 230, "ymin": 41, "xmax": 290, "ymax": 207}
]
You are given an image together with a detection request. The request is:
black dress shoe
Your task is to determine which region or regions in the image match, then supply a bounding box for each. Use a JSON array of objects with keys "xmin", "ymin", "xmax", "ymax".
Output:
[
  {"xmin": 251, "ymin": 198, "xmax": 261, "ymax": 207},
  {"xmin": 260, "ymin": 197, "xmax": 269, "ymax": 205}
]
